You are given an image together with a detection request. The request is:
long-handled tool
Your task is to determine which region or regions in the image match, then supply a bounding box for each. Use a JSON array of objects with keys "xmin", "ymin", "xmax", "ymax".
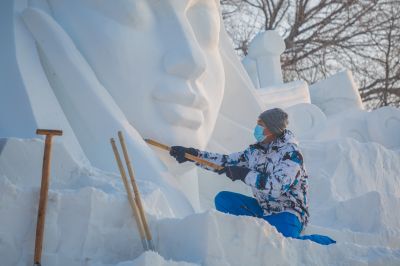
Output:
[
  {"xmin": 34, "ymin": 129, "xmax": 63, "ymax": 266},
  {"xmin": 110, "ymin": 138, "xmax": 148, "ymax": 251},
  {"xmin": 144, "ymin": 138, "xmax": 224, "ymax": 171},
  {"xmin": 118, "ymin": 132, "xmax": 155, "ymax": 250}
]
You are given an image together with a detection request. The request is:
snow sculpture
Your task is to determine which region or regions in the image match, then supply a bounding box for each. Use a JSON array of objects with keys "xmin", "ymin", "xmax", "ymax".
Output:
[
  {"xmin": 256, "ymin": 81, "xmax": 311, "ymax": 109},
  {"xmin": 242, "ymin": 57, "xmax": 259, "ymax": 90},
  {"xmin": 242, "ymin": 30, "xmax": 311, "ymax": 108},
  {"xmin": 0, "ymin": 0, "xmax": 88, "ymax": 166},
  {"xmin": 246, "ymin": 30, "xmax": 286, "ymax": 87},
  {"xmin": 316, "ymin": 107, "xmax": 400, "ymax": 150},
  {"xmin": 240, "ymin": 30, "xmax": 321, "ymax": 142},
  {"xmin": 367, "ymin": 106, "xmax": 400, "ymax": 149},
  {"xmin": 0, "ymin": 0, "xmax": 263, "ymax": 210},
  {"xmin": 316, "ymin": 110, "xmax": 369, "ymax": 143},
  {"xmin": 34, "ymin": 0, "xmax": 225, "ymax": 151},
  {"xmin": 285, "ymin": 103, "xmax": 327, "ymax": 140},
  {"xmin": 309, "ymin": 69, "xmax": 364, "ymax": 116},
  {"xmin": 21, "ymin": 0, "xmax": 225, "ymax": 166}
]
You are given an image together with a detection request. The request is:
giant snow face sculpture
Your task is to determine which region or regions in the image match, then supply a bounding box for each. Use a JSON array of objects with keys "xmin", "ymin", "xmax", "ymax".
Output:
[
  {"xmin": 44, "ymin": 0, "xmax": 225, "ymax": 149},
  {"xmin": 16, "ymin": 0, "xmax": 260, "ymax": 204},
  {"xmin": 0, "ymin": 0, "xmax": 261, "ymax": 215}
]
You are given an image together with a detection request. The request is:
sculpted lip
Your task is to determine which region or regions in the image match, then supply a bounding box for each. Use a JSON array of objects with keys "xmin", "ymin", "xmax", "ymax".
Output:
[
  {"xmin": 152, "ymin": 83, "xmax": 209, "ymax": 129},
  {"xmin": 155, "ymin": 101, "xmax": 205, "ymax": 129}
]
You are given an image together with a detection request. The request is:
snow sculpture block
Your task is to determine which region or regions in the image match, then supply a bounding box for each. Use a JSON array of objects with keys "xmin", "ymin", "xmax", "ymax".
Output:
[
  {"xmin": 242, "ymin": 30, "xmax": 311, "ymax": 110},
  {"xmin": 367, "ymin": 106, "xmax": 400, "ymax": 149},
  {"xmin": 285, "ymin": 103, "xmax": 327, "ymax": 140},
  {"xmin": 309, "ymin": 69, "xmax": 364, "ymax": 116},
  {"xmin": 242, "ymin": 56, "xmax": 259, "ymax": 89},
  {"xmin": 315, "ymin": 107, "xmax": 400, "ymax": 150},
  {"xmin": 245, "ymin": 30, "xmax": 286, "ymax": 88},
  {"xmin": 316, "ymin": 110, "xmax": 369, "ymax": 143},
  {"xmin": 255, "ymin": 80, "xmax": 311, "ymax": 109}
]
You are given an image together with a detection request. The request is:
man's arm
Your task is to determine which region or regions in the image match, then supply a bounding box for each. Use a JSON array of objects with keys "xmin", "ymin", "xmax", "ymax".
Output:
[{"xmin": 196, "ymin": 149, "xmax": 250, "ymax": 172}]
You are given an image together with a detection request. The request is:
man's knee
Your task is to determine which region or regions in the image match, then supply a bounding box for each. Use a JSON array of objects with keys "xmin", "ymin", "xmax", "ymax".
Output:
[{"xmin": 214, "ymin": 191, "xmax": 234, "ymax": 210}]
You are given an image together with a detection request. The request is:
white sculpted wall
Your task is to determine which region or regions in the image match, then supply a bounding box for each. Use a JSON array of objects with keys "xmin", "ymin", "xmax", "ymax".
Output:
[
  {"xmin": 1, "ymin": 0, "xmax": 262, "ymax": 210},
  {"xmin": 315, "ymin": 107, "xmax": 400, "ymax": 150},
  {"xmin": 309, "ymin": 70, "xmax": 364, "ymax": 116}
]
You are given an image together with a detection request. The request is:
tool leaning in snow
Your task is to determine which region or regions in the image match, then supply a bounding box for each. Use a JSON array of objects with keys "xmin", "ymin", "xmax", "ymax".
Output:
[
  {"xmin": 144, "ymin": 139, "xmax": 224, "ymax": 171},
  {"xmin": 34, "ymin": 129, "xmax": 63, "ymax": 266},
  {"xmin": 110, "ymin": 132, "xmax": 155, "ymax": 251}
]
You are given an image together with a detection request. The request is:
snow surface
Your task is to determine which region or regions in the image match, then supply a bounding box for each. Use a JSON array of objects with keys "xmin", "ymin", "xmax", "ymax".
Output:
[
  {"xmin": 2, "ymin": 136, "xmax": 400, "ymax": 265},
  {"xmin": 1, "ymin": 0, "xmax": 400, "ymax": 265}
]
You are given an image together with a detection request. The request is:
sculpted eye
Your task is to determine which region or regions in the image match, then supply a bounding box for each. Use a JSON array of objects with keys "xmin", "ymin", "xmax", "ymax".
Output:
[
  {"xmin": 85, "ymin": 0, "xmax": 153, "ymax": 29},
  {"xmin": 186, "ymin": 1, "xmax": 220, "ymax": 50}
]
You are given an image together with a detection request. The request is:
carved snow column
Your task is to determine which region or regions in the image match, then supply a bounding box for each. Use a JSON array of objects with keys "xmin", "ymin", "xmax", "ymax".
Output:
[{"xmin": 247, "ymin": 30, "xmax": 286, "ymax": 88}]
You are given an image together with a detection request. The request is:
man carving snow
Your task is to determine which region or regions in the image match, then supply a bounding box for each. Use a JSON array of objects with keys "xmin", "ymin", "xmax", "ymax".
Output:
[{"xmin": 170, "ymin": 108, "xmax": 335, "ymax": 245}]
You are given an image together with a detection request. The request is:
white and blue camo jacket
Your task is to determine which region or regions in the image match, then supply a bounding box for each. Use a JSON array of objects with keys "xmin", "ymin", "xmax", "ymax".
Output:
[{"xmin": 197, "ymin": 129, "xmax": 309, "ymax": 226}]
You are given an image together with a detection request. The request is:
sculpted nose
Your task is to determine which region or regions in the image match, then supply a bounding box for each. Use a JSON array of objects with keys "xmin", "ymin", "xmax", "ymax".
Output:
[{"xmin": 163, "ymin": 29, "xmax": 207, "ymax": 80}]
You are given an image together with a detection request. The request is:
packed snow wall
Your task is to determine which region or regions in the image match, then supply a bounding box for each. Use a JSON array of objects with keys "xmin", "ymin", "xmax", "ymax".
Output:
[{"xmin": 1, "ymin": 0, "xmax": 400, "ymax": 265}]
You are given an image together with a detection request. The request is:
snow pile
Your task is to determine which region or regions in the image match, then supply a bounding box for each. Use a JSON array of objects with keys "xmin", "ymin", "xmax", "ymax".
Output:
[
  {"xmin": 125, "ymin": 252, "xmax": 198, "ymax": 266},
  {"xmin": 0, "ymin": 138, "xmax": 186, "ymax": 266},
  {"xmin": 1, "ymin": 134, "xmax": 400, "ymax": 265},
  {"xmin": 302, "ymin": 139, "xmax": 400, "ymax": 247},
  {"xmin": 156, "ymin": 210, "xmax": 400, "ymax": 266},
  {"xmin": 155, "ymin": 139, "xmax": 400, "ymax": 265}
]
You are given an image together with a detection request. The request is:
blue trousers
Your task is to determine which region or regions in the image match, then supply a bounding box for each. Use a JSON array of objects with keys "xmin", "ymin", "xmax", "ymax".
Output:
[{"xmin": 215, "ymin": 191, "xmax": 336, "ymax": 245}]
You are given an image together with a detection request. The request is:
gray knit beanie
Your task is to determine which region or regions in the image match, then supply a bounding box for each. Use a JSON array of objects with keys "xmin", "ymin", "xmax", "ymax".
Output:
[{"xmin": 259, "ymin": 108, "xmax": 289, "ymax": 136}]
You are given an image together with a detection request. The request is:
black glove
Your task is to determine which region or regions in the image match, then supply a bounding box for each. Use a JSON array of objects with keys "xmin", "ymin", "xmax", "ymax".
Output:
[
  {"xmin": 218, "ymin": 166, "xmax": 250, "ymax": 181},
  {"xmin": 169, "ymin": 146, "xmax": 199, "ymax": 164}
]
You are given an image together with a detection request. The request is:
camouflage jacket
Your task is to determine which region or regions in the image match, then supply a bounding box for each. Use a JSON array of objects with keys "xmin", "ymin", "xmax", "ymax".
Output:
[{"xmin": 197, "ymin": 130, "xmax": 309, "ymax": 226}]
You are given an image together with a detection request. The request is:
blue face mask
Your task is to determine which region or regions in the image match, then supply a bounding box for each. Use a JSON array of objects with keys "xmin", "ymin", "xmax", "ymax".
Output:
[{"xmin": 253, "ymin": 125, "xmax": 266, "ymax": 142}]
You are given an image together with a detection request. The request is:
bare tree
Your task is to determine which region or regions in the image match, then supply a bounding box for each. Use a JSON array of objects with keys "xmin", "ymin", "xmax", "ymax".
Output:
[
  {"xmin": 221, "ymin": 0, "xmax": 400, "ymax": 108},
  {"xmin": 346, "ymin": 1, "xmax": 400, "ymax": 108}
]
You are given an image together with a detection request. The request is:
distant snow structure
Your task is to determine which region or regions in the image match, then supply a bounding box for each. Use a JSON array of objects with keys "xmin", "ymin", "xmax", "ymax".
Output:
[
  {"xmin": 256, "ymin": 81, "xmax": 311, "ymax": 110},
  {"xmin": 241, "ymin": 31, "xmax": 399, "ymax": 147},
  {"xmin": 242, "ymin": 30, "xmax": 311, "ymax": 109},
  {"xmin": 242, "ymin": 31, "xmax": 324, "ymax": 140},
  {"xmin": 309, "ymin": 70, "xmax": 364, "ymax": 116},
  {"xmin": 246, "ymin": 30, "xmax": 286, "ymax": 87},
  {"xmin": 285, "ymin": 103, "xmax": 327, "ymax": 140},
  {"xmin": 367, "ymin": 106, "xmax": 400, "ymax": 149},
  {"xmin": 316, "ymin": 107, "xmax": 400, "ymax": 150}
]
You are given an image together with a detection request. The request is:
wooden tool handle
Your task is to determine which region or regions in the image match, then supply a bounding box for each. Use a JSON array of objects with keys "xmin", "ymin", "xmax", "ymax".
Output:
[
  {"xmin": 144, "ymin": 139, "xmax": 224, "ymax": 171},
  {"xmin": 110, "ymin": 138, "xmax": 148, "ymax": 250},
  {"xmin": 36, "ymin": 129, "xmax": 63, "ymax": 136},
  {"xmin": 144, "ymin": 139, "xmax": 170, "ymax": 151},
  {"xmin": 34, "ymin": 129, "xmax": 62, "ymax": 265},
  {"xmin": 34, "ymin": 137, "xmax": 52, "ymax": 264},
  {"xmin": 118, "ymin": 132, "xmax": 154, "ymax": 250}
]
